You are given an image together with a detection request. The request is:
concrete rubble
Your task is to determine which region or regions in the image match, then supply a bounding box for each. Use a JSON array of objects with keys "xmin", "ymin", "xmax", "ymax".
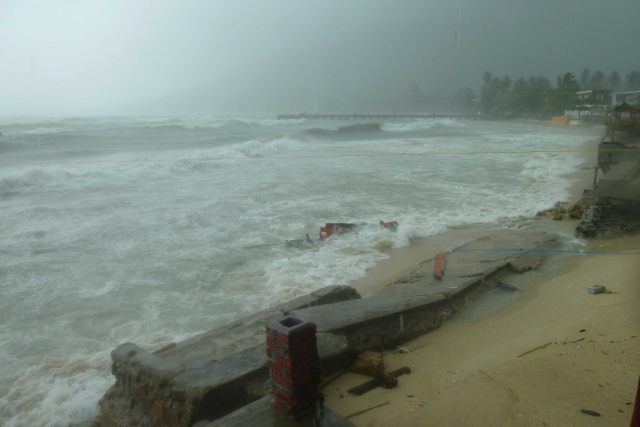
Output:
[
  {"xmin": 93, "ymin": 231, "xmax": 557, "ymax": 427},
  {"xmin": 575, "ymin": 194, "xmax": 640, "ymax": 238}
]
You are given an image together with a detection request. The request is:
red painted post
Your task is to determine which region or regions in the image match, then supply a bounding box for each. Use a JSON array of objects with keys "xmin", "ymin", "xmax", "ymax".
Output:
[
  {"xmin": 266, "ymin": 315, "xmax": 322, "ymax": 420},
  {"xmin": 631, "ymin": 374, "xmax": 640, "ymax": 427}
]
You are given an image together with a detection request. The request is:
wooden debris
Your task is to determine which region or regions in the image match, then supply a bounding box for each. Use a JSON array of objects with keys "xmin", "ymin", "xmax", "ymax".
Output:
[
  {"xmin": 348, "ymin": 367, "xmax": 411, "ymax": 396},
  {"xmin": 517, "ymin": 342, "xmax": 553, "ymax": 358},
  {"xmin": 345, "ymin": 401, "xmax": 390, "ymax": 419},
  {"xmin": 397, "ymin": 343, "xmax": 429, "ymax": 354}
]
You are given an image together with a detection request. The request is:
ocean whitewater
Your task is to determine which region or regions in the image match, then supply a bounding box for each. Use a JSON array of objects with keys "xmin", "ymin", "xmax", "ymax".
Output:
[{"xmin": 0, "ymin": 116, "xmax": 595, "ymax": 426}]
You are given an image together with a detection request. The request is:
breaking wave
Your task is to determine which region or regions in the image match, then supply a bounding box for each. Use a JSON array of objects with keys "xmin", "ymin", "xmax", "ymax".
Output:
[
  {"xmin": 304, "ymin": 122, "xmax": 383, "ymax": 138},
  {"xmin": 0, "ymin": 136, "xmax": 308, "ymax": 197},
  {"xmin": 211, "ymin": 136, "xmax": 307, "ymax": 158},
  {"xmin": 22, "ymin": 128, "xmax": 70, "ymax": 135},
  {"xmin": 133, "ymin": 117, "xmax": 306, "ymax": 131},
  {"xmin": 0, "ymin": 117, "xmax": 595, "ymax": 427},
  {"xmin": 381, "ymin": 119, "xmax": 466, "ymax": 132},
  {"xmin": 303, "ymin": 119, "xmax": 466, "ymax": 138}
]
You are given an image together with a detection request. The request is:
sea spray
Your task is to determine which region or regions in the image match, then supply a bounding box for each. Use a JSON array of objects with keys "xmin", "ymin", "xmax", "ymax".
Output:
[{"xmin": 0, "ymin": 117, "xmax": 598, "ymax": 426}]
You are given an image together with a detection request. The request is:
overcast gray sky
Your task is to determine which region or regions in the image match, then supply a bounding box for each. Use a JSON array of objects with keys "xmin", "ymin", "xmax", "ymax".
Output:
[{"xmin": 1, "ymin": 0, "xmax": 639, "ymax": 116}]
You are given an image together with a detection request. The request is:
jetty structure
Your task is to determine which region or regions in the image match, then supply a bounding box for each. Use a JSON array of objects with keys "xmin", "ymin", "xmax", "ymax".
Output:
[
  {"xmin": 276, "ymin": 112, "xmax": 475, "ymax": 120},
  {"xmin": 93, "ymin": 231, "xmax": 557, "ymax": 427}
]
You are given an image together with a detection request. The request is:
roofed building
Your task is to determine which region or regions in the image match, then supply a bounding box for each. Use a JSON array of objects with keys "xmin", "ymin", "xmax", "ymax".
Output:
[
  {"xmin": 576, "ymin": 89, "xmax": 612, "ymax": 105},
  {"xmin": 611, "ymin": 91, "xmax": 640, "ymax": 105}
]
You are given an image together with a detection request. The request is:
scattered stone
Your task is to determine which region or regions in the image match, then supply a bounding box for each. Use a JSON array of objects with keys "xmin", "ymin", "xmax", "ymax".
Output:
[
  {"xmin": 151, "ymin": 400, "xmax": 163, "ymax": 421},
  {"xmin": 550, "ymin": 202, "xmax": 567, "ymax": 220},
  {"xmin": 351, "ymin": 351, "xmax": 385, "ymax": 378},
  {"xmin": 567, "ymin": 204, "xmax": 584, "ymax": 219},
  {"xmin": 575, "ymin": 198, "xmax": 640, "ymax": 238}
]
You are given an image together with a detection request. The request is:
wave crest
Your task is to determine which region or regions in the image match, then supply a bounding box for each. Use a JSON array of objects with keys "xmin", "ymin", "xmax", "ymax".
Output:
[
  {"xmin": 304, "ymin": 122, "xmax": 383, "ymax": 138},
  {"xmin": 382, "ymin": 119, "xmax": 465, "ymax": 132}
]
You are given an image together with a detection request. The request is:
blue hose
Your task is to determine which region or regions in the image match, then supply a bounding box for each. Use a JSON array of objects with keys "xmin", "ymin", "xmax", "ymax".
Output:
[{"xmin": 451, "ymin": 248, "xmax": 640, "ymax": 254}]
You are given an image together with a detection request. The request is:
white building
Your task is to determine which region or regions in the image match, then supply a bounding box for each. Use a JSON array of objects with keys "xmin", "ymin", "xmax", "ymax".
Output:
[{"xmin": 611, "ymin": 91, "xmax": 640, "ymax": 105}]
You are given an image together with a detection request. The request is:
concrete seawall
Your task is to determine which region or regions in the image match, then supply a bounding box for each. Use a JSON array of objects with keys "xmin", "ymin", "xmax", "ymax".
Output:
[{"xmin": 93, "ymin": 231, "xmax": 557, "ymax": 427}]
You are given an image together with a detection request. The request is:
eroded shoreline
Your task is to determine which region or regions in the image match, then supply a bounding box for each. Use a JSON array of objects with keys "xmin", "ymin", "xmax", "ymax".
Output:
[{"xmin": 92, "ymin": 125, "xmax": 621, "ymax": 426}]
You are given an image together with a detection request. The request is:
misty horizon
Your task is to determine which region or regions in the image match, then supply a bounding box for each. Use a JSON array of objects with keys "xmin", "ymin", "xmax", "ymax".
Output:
[{"xmin": 2, "ymin": 0, "xmax": 640, "ymax": 117}]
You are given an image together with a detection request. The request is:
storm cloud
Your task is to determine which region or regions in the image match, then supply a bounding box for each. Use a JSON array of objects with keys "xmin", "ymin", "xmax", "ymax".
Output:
[{"xmin": 1, "ymin": 0, "xmax": 639, "ymax": 116}]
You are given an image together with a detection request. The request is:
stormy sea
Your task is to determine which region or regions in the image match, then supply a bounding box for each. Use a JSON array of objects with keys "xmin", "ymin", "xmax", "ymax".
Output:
[{"xmin": 0, "ymin": 117, "xmax": 593, "ymax": 426}]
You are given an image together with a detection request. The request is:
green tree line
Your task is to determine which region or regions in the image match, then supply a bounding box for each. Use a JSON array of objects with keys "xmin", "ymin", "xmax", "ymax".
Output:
[
  {"xmin": 579, "ymin": 69, "xmax": 640, "ymax": 91},
  {"xmin": 399, "ymin": 68, "xmax": 639, "ymax": 116},
  {"xmin": 476, "ymin": 68, "xmax": 640, "ymax": 117}
]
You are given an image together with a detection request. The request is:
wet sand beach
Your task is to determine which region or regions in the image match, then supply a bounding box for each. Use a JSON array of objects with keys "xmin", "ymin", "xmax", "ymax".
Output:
[
  {"xmin": 325, "ymin": 233, "xmax": 640, "ymax": 426},
  {"xmin": 325, "ymin": 127, "xmax": 640, "ymax": 426}
]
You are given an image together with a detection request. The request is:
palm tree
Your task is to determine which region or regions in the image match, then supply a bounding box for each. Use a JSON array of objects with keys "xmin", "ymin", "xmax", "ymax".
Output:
[
  {"xmin": 482, "ymin": 72, "xmax": 493, "ymax": 88},
  {"xmin": 590, "ymin": 71, "xmax": 605, "ymax": 90},
  {"xmin": 502, "ymin": 75, "xmax": 512, "ymax": 93},
  {"xmin": 580, "ymin": 69, "xmax": 591, "ymax": 90},
  {"xmin": 607, "ymin": 71, "xmax": 621, "ymax": 91},
  {"xmin": 626, "ymin": 71, "xmax": 640, "ymax": 91}
]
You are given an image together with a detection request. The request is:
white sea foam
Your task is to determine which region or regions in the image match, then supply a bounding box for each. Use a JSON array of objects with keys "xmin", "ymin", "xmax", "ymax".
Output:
[
  {"xmin": 131, "ymin": 117, "xmax": 306, "ymax": 130},
  {"xmin": 22, "ymin": 127, "xmax": 69, "ymax": 135},
  {"xmin": 212, "ymin": 136, "xmax": 307, "ymax": 158},
  {"xmin": 0, "ymin": 118, "xmax": 597, "ymax": 426},
  {"xmin": 236, "ymin": 118, "xmax": 307, "ymax": 126},
  {"xmin": 382, "ymin": 119, "xmax": 465, "ymax": 132}
]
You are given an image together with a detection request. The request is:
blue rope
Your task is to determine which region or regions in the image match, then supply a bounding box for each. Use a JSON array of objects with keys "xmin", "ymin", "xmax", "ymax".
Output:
[{"xmin": 451, "ymin": 248, "xmax": 640, "ymax": 254}]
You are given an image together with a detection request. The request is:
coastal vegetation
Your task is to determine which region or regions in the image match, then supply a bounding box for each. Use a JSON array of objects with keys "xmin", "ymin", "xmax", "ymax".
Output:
[
  {"xmin": 404, "ymin": 68, "xmax": 640, "ymax": 118},
  {"xmin": 473, "ymin": 68, "xmax": 640, "ymax": 118}
]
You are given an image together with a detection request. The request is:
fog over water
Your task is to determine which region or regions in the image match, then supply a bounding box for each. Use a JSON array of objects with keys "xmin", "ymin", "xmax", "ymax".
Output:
[{"xmin": 2, "ymin": 0, "xmax": 639, "ymax": 116}]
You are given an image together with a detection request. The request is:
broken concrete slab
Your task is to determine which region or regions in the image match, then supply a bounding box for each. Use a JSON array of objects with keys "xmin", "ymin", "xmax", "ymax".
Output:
[
  {"xmin": 291, "ymin": 294, "xmax": 445, "ymax": 334},
  {"xmin": 174, "ymin": 285, "xmax": 360, "ymax": 351},
  {"xmin": 94, "ymin": 286, "xmax": 358, "ymax": 427},
  {"xmin": 93, "ymin": 231, "xmax": 558, "ymax": 427}
]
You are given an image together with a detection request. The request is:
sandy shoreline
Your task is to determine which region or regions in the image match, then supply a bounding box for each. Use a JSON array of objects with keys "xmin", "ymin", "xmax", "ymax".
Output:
[
  {"xmin": 350, "ymin": 126, "xmax": 604, "ymax": 297},
  {"xmin": 326, "ymin": 234, "xmax": 640, "ymax": 426},
  {"xmin": 326, "ymin": 125, "xmax": 640, "ymax": 425}
]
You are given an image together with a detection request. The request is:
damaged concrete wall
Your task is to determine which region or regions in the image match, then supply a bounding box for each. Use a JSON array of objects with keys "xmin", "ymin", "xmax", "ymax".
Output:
[{"xmin": 93, "ymin": 232, "xmax": 557, "ymax": 427}]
